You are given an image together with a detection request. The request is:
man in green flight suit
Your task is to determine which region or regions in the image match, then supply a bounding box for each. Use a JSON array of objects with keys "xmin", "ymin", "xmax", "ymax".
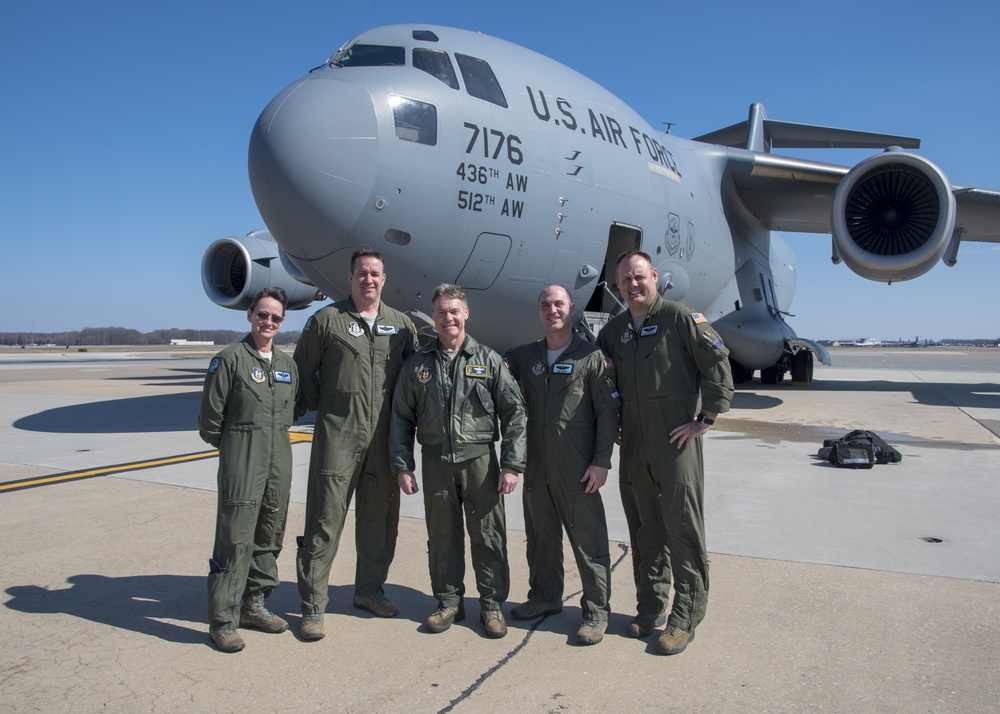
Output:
[
  {"xmin": 390, "ymin": 284, "xmax": 527, "ymax": 639},
  {"xmin": 505, "ymin": 284, "xmax": 620, "ymax": 645},
  {"xmin": 199, "ymin": 287, "xmax": 298, "ymax": 653},
  {"xmin": 597, "ymin": 251, "xmax": 734, "ymax": 656},
  {"xmin": 294, "ymin": 250, "xmax": 419, "ymax": 641}
]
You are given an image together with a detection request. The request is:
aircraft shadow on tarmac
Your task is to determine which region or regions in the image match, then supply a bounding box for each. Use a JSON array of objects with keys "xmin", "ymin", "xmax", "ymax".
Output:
[
  {"xmin": 108, "ymin": 367, "xmax": 208, "ymax": 389},
  {"xmin": 13, "ymin": 393, "xmax": 203, "ymax": 434},
  {"xmin": 735, "ymin": 378, "xmax": 1000, "ymax": 410},
  {"xmin": 3, "ymin": 576, "xmax": 434, "ymax": 645},
  {"xmin": 11, "ymin": 374, "xmax": 997, "ymax": 435}
]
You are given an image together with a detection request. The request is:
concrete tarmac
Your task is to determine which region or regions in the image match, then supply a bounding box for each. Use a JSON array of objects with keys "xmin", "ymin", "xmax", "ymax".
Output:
[{"xmin": 1, "ymin": 347, "xmax": 998, "ymax": 713}]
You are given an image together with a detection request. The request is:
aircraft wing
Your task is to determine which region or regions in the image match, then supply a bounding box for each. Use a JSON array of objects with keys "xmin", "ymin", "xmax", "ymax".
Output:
[
  {"xmin": 952, "ymin": 187, "xmax": 1000, "ymax": 244},
  {"xmin": 726, "ymin": 151, "xmax": 1000, "ymax": 245}
]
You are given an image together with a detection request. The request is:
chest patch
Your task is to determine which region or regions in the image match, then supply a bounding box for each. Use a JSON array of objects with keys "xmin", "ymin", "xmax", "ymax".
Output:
[
  {"xmin": 621, "ymin": 327, "xmax": 635, "ymax": 344},
  {"xmin": 418, "ymin": 367, "xmax": 433, "ymax": 384},
  {"xmin": 531, "ymin": 360, "xmax": 546, "ymax": 376},
  {"xmin": 640, "ymin": 324, "xmax": 659, "ymax": 337},
  {"xmin": 551, "ymin": 363, "xmax": 573, "ymax": 374},
  {"xmin": 273, "ymin": 370, "xmax": 292, "ymax": 384},
  {"xmin": 250, "ymin": 367, "xmax": 266, "ymax": 384},
  {"xmin": 376, "ymin": 324, "xmax": 397, "ymax": 335},
  {"xmin": 465, "ymin": 364, "xmax": 489, "ymax": 378},
  {"xmin": 348, "ymin": 322, "xmax": 364, "ymax": 337}
]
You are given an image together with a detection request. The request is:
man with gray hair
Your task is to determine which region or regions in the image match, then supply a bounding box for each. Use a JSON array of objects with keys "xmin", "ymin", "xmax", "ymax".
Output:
[{"xmin": 390, "ymin": 284, "xmax": 527, "ymax": 639}]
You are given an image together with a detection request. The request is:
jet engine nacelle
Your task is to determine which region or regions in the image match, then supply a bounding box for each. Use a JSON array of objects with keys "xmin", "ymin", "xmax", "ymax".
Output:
[
  {"xmin": 201, "ymin": 229, "xmax": 322, "ymax": 310},
  {"xmin": 831, "ymin": 150, "xmax": 956, "ymax": 282}
]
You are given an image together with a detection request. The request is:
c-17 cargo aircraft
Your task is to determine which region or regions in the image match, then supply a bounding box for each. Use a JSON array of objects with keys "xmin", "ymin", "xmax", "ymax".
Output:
[{"xmin": 201, "ymin": 23, "xmax": 1000, "ymax": 384}]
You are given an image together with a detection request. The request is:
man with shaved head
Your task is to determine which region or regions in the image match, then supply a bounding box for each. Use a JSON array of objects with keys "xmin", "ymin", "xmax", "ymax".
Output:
[{"xmin": 505, "ymin": 284, "xmax": 620, "ymax": 645}]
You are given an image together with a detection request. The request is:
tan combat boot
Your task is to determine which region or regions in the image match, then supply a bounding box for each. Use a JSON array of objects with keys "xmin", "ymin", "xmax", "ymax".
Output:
[
  {"xmin": 576, "ymin": 619, "xmax": 607, "ymax": 645},
  {"xmin": 425, "ymin": 605, "xmax": 465, "ymax": 633},
  {"xmin": 300, "ymin": 614, "xmax": 325, "ymax": 641},
  {"xmin": 655, "ymin": 625, "xmax": 695, "ymax": 655},
  {"xmin": 353, "ymin": 593, "xmax": 399, "ymax": 618},
  {"xmin": 210, "ymin": 627, "xmax": 245, "ymax": 653},
  {"xmin": 240, "ymin": 592, "xmax": 288, "ymax": 633},
  {"xmin": 625, "ymin": 610, "xmax": 666, "ymax": 638},
  {"xmin": 481, "ymin": 609, "xmax": 508, "ymax": 639}
]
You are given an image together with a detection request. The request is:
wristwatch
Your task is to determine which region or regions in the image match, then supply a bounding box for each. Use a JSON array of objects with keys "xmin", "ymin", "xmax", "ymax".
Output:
[{"xmin": 695, "ymin": 413, "xmax": 715, "ymax": 426}]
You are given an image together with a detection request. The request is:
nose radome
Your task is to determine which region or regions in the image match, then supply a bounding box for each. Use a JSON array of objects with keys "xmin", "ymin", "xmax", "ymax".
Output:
[{"xmin": 249, "ymin": 77, "xmax": 378, "ymax": 260}]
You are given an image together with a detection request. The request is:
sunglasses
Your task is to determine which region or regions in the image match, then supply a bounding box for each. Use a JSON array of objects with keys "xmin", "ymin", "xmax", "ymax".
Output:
[{"xmin": 254, "ymin": 311, "xmax": 285, "ymax": 324}]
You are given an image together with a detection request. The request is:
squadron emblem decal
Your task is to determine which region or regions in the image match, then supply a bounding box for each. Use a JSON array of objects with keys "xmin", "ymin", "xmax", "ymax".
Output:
[
  {"xmin": 348, "ymin": 322, "xmax": 364, "ymax": 337},
  {"xmin": 418, "ymin": 367, "xmax": 433, "ymax": 384}
]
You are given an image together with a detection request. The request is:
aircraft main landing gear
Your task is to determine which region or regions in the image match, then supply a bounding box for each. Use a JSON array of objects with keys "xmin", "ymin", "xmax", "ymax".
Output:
[{"xmin": 791, "ymin": 350, "xmax": 814, "ymax": 384}]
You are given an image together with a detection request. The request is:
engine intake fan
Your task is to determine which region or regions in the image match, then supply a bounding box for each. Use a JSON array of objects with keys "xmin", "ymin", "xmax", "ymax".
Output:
[{"xmin": 832, "ymin": 151, "xmax": 955, "ymax": 282}]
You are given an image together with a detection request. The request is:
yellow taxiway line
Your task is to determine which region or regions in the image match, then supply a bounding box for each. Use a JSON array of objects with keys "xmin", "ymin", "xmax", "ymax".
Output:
[{"xmin": 0, "ymin": 431, "xmax": 314, "ymax": 493}]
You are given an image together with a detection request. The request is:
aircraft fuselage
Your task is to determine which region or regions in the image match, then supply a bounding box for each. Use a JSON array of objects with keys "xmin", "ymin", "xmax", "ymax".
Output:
[{"xmin": 247, "ymin": 24, "xmax": 797, "ymax": 365}]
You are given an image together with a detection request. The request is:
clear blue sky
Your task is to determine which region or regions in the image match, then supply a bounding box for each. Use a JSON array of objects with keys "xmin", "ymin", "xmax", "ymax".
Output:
[{"xmin": 3, "ymin": 0, "xmax": 998, "ymax": 341}]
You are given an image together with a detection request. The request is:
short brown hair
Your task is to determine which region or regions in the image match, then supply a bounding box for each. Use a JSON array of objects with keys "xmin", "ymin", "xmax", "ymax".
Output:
[
  {"xmin": 350, "ymin": 249, "xmax": 385, "ymax": 272},
  {"xmin": 250, "ymin": 287, "xmax": 288, "ymax": 313}
]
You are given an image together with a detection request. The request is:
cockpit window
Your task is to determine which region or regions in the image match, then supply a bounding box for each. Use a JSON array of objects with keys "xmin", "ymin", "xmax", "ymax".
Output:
[
  {"xmin": 391, "ymin": 96, "xmax": 437, "ymax": 146},
  {"xmin": 330, "ymin": 44, "xmax": 405, "ymax": 67},
  {"xmin": 413, "ymin": 48, "xmax": 459, "ymax": 90},
  {"xmin": 455, "ymin": 53, "xmax": 507, "ymax": 108},
  {"xmin": 412, "ymin": 30, "xmax": 439, "ymax": 42}
]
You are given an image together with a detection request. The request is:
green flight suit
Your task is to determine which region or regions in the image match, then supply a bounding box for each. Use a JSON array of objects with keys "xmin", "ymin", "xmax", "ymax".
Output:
[
  {"xmin": 505, "ymin": 334, "xmax": 620, "ymax": 622},
  {"xmin": 389, "ymin": 335, "xmax": 527, "ymax": 611},
  {"xmin": 294, "ymin": 298, "xmax": 418, "ymax": 615},
  {"xmin": 597, "ymin": 294, "xmax": 734, "ymax": 632},
  {"xmin": 198, "ymin": 336, "xmax": 298, "ymax": 631}
]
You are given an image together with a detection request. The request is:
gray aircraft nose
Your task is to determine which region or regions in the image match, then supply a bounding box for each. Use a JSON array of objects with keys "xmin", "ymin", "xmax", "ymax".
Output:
[{"xmin": 249, "ymin": 76, "xmax": 378, "ymax": 260}]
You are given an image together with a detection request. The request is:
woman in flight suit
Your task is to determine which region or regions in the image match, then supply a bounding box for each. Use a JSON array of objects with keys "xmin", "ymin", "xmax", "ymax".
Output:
[{"xmin": 198, "ymin": 287, "xmax": 298, "ymax": 653}]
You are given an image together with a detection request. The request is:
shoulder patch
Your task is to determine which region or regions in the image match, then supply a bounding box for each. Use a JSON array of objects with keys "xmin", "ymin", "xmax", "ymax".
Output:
[
  {"xmin": 702, "ymin": 330, "xmax": 725, "ymax": 349},
  {"xmin": 208, "ymin": 357, "xmax": 220, "ymax": 374},
  {"xmin": 692, "ymin": 312, "xmax": 709, "ymax": 324}
]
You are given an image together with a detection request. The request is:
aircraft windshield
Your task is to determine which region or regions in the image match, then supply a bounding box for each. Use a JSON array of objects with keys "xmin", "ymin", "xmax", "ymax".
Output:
[
  {"xmin": 413, "ymin": 48, "xmax": 459, "ymax": 90},
  {"xmin": 330, "ymin": 44, "xmax": 405, "ymax": 67},
  {"xmin": 455, "ymin": 54, "xmax": 507, "ymax": 108}
]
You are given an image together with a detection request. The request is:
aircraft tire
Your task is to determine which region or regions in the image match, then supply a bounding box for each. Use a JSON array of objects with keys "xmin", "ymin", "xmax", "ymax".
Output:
[
  {"xmin": 760, "ymin": 366, "xmax": 779, "ymax": 385},
  {"xmin": 791, "ymin": 351, "xmax": 814, "ymax": 384}
]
